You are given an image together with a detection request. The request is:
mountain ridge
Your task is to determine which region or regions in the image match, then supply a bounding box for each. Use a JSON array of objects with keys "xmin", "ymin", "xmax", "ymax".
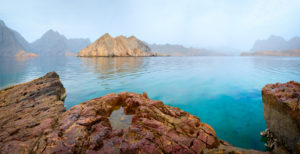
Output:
[
  {"xmin": 147, "ymin": 43, "xmax": 238, "ymax": 56},
  {"xmin": 0, "ymin": 19, "xmax": 91, "ymax": 57},
  {"xmin": 0, "ymin": 19, "xmax": 34, "ymax": 57},
  {"xmin": 31, "ymin": 29, "xmax": 91, "ymax": 56},
  {"xmin": 251, "ymin": 35, "xmax": 300, "ymax": 52}
]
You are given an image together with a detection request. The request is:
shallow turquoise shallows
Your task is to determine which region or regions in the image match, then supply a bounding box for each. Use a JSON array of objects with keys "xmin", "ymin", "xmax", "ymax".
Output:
[{"xmin": 1, "ymin": 56, "xmax": 300, "ymax": 151}]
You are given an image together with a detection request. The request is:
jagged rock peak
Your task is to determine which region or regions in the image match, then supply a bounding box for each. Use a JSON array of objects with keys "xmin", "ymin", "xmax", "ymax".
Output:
[
  {"xmin": 41, "ymin": 29, "xmax": 66, "ymax": 39},
  {"xmin": 78, "ymin": 33, "xmax": 158, "ymax": 57}
]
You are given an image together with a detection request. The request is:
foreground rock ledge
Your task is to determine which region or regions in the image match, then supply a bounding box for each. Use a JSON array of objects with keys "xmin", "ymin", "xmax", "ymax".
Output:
[
  {"xmin": 262, "ymin": 81, "xmax": 300, "ymax": 153},
  {"xmin": 0, "ymin": 72, "xmax": 264, "ymax": 153}
]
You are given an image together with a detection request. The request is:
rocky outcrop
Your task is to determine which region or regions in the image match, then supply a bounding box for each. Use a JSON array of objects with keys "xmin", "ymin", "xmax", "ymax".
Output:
[
  {"xmin": 78, "ymin": 33, "xmax": 162, "ymax": 57},
  {"xmin": 262, "ymin": 81, "xmax": 300, "ymax": 153},
  {"xmin": 0, "ymin": 72, "xmax": 265, "ymax": 153},
  {"xmin": 0, "ymin": 72, "xmax": 66, "ymax": 153}
]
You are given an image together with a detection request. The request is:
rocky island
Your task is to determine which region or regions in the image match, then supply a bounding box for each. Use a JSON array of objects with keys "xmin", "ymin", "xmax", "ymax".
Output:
[
  {"xmin": 0, "ymin": 72, "xmax": 264, "ymax": 153},
  {"xmin": 78, "ymin": 33, "xmax": 165, "ymax": 57},
  {"xmin": 261, "ymin": 81, "xmax": 300, "ymax": 153}
]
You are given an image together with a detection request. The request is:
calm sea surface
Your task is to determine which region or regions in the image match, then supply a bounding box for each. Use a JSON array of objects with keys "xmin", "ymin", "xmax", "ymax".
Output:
[{"xmin": 1, "ymin": 56, "xmax": 300, "ymax": 150}]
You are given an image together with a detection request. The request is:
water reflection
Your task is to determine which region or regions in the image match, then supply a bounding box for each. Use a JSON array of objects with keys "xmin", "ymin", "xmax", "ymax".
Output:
[
  {"xmin": 79, "ymin": 57, "xmax": 145, "ymax": 80},
  {"xmin": 109, "ymin": 106, "xmax": 132, "ymax": 130},
  {"xmin": 0, "ymin": 57, "xmax": 29, "ymax": 88}
]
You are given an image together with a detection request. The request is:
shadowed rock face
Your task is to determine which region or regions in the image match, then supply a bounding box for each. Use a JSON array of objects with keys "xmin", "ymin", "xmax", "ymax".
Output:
[
  {"xmin": 262, "ymin": 81, "xmax": 300, "ymax": 153},
  {"xmin": 0, "ymin": 72, "xmax": 266, "ymax": 153},
  {"xmin": 78, "ymin": 33, "xmax": 160, "ymax": 57}
]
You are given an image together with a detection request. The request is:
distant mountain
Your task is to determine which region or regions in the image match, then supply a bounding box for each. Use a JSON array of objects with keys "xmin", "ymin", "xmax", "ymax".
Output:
[
  {"xmin": 241, "ymin": 35, "xmax": 300, "ymax": 56},
  {"xmin": 32, "ymin": 30, "xmax": 90, "ymax": 56},
  {"xmin": 147, "ymin": 43, "xmax": 232, "ymax": 56},
  {"xmin": 78, "ymin": 33, "xmax": 164, "ymax": 57},
  {"xmin": 0, "ymin": 19, "xmax": 91, "ymax": 57},
  {"xmin": 0, "ymin": 20, "xmax": 34, "ymax": 57},
  {"xmin": 251, "ymin": 35, "xmax": 300, "ymax": 52}
]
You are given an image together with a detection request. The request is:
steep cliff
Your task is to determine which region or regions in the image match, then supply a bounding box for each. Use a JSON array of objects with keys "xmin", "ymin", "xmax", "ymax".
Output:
[{"xmin": 262, "ymin": 81, "xmax": 300, "ymax": 153}]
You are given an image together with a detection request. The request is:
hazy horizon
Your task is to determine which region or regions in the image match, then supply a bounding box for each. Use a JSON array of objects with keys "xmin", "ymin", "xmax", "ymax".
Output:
[{"xmin": 1, "ymin": 0, "xmax": 300, "ymax": 51}]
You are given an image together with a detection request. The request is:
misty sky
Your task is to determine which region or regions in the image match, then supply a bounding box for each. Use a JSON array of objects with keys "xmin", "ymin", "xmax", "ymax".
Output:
[{"xmin": 0, "ymin": 0, "xmax": 300, "ymax": 51}]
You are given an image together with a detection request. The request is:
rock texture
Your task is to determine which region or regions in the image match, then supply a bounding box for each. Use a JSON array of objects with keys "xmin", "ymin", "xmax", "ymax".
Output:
[
  {"xmin": 78, "ymin": 33, "xmax": 161, "ymax": 57},
  {"xmin": 0, "ymin": 72, "xmax": 266, "ymax": 153},
  {"xmin": 0, "ymin": 72, "xmax": 66, "ymax": 153},
  {"xmin": 262, "ymin": 81, "xmax": 300, "ymax": 153}
]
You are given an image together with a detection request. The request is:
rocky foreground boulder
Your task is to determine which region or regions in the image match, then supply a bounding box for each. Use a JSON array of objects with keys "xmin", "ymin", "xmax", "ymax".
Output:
[
  {"xmin": 0, "ymin": 72, "xmax": 265, "ymax": 153},
  {"xmin": 262, "ymin": 81, "xmax": 300, "ymax": 153},
  {"xmin": 78, "ymin": 33, "xmax": 164, "ymax": 57}
]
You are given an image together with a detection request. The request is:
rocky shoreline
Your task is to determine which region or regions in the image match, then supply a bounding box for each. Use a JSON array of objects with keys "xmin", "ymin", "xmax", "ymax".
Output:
[
  {"xmin": 261, "ymin": 81, "xmax": 300, "ymax": 153},
  {"xmin": 0, "ymin": 72, "xmax": 267, "ymax": 153}
]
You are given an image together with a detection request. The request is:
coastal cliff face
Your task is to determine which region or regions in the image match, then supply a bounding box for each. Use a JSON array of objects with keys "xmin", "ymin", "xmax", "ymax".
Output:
[
  {"xmin": 0, "ymin": 72, "xmax": 265, "ymax": 153},
  {"xmin": 78, "ymin": 33, "xmax": 159, "ymax": 57},
  {"xmin": 262, "ymin": 81, "xmax": 300, "ymax": 153}
]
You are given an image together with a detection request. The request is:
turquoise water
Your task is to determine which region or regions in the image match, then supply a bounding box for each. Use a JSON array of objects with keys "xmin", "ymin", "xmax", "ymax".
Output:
[{"xmin": 1, "ymin": 56, "xmax": 300, "ymax": 151}]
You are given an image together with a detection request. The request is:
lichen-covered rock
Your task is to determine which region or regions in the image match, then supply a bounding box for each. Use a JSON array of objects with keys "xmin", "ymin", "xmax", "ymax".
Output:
[
  {"xmin": 262, "ymin": 81, "xmax": 300, "ymax": 153},
  {"xmin": 0, "ymin": 72, "xmax": 265, "ymax": 153},
  {"xmin": 0, "ymin": 72, "xmax": 66, "ymax": 153}
]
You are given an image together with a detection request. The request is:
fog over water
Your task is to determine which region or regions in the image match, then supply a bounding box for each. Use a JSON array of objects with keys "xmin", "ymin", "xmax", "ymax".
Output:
[{"xmin": 1, "ymin": 0, "xmax": 300, "ymax": 51}]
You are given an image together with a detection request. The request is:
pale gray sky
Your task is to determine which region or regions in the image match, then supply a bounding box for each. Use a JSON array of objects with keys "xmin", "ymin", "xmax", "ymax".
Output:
[{"xmin": 0, "ymin": 0, "xmax": 300, "ymax": 50}]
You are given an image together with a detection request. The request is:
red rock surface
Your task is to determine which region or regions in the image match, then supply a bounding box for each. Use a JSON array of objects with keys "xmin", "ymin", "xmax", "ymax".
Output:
[
  {"xmin": 41, "ymin": 92, "xmax": 221, "ymax": 153},
  {"xmin": 262, "ymin": 81, "xmax": 300, "ymax": 153},
  {"xmin": 0, "ymin": 72, "xmax": 266, "ymax": 153},
  {"xmin": 0, "ymin": 72, "xmax": 66, "ymax": 153}
]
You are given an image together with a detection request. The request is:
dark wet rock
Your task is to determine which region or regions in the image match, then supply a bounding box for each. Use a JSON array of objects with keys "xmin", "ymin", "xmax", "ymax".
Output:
[
  {"xmin": 262, "ymin": 81, "xmax": 300, "ymax": 153},
  {"xmin": 0, "ymin": 72, "xmax": 265, "ymax": 153}
]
